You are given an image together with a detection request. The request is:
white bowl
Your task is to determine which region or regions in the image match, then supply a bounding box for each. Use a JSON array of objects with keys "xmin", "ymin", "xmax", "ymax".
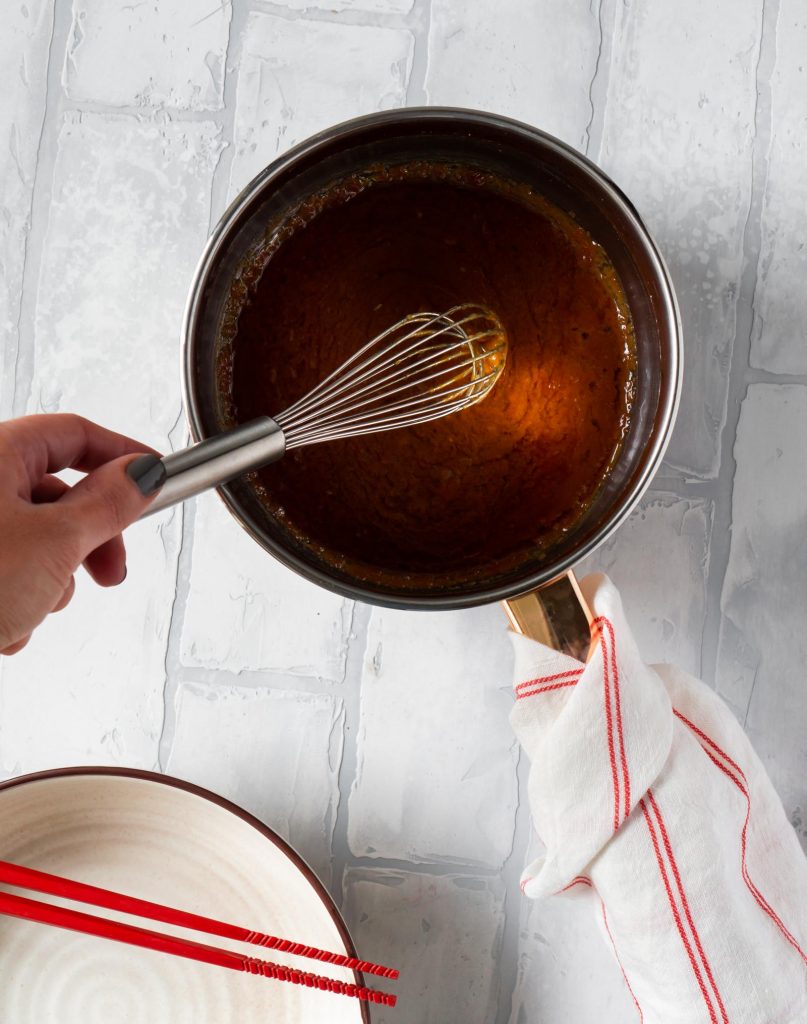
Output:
[{"xmin": 0, "ymin": 769, "xmax": 367, "ymax": 1023}]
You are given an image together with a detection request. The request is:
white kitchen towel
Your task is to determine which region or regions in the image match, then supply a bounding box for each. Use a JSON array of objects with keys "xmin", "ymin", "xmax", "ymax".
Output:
[{"xmin": 511, "ymin": 573, "xmax": 807, "ymax": 1024}]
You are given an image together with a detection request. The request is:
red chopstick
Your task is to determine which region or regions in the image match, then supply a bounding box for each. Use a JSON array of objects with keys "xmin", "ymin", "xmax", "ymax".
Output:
[
  {"xmin": 0, "ymin": 890, "xmax": 396, "ymax": 1006},
  {"xmin": 0, "ymin": 859, "xmax": 396, "ymax": 980}
]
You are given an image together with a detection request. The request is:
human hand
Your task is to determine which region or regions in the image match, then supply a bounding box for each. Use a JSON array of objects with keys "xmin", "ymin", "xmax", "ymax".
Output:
[{"xmin": 0, "ymin": 414, "xmax": 166, "ymax": 655}]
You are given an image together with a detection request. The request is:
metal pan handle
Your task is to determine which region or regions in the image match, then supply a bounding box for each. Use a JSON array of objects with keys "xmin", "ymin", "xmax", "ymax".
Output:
[{"xmin": 502, "ymin": 570, "xmax": 594, "ymax": 662}]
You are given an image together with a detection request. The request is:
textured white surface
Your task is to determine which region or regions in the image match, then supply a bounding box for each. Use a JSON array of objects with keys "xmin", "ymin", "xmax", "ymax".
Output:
[
  {"xmin": 63, "ymin": 0, "xmax": 231, "ymax": 110},
  {"xmin": 342, "ymin": 867, "xmax": 506, "ymax": 1024},
  {"xmin": 273, "ymin": 0, "xmax": 414, "ymax": 15},
  {"xmin": 166, "ymin": 682, "xmax": 343, "ymax": 885},
  {"xmin": 228, "ymin": 13, "xmax": 413, "ymax": 198},
  {"xmin": 181, "ymin": 493, "xmax": 350, "ymax": 679},
  {"xmin": 426, "ymin": 0, "xmax": 598, "ymax": 151},
  {"xmin": 0, "ymin": 0, "xmax": 53, "ymax": 416},
  {"xmin": 26, "ymin": 112, "xmax": 222, "ymax": 439},
  {"xmin": 749, "ymin": 0, "xmax": 807, "ymax": 374},
  {"xmin": 348, "ymin": 605, "xmax": 517, "ymax": 867},
  {"xmin": 0, "ymin": 0, "xmax": 805, "ymax": 1021},
  {"xmin": 716, "ymin": 385, "xmax": 807, "ymax": 823},
  {"xmin": 0, "ymin": 523, "xmax": 177, "ymax": 773},
  {"xmin": 598, "ymin": 0, "xmax": 762, "ymax": 479},
  {"xmin": 578, "ymin": 492, "xmax": 713, "ymax": 677}
]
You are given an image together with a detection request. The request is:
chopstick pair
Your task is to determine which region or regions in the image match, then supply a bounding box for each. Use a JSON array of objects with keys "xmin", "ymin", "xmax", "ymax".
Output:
[{"xmin": 0, "ymin": 860, "xmax": 398, "ymax": 1007}]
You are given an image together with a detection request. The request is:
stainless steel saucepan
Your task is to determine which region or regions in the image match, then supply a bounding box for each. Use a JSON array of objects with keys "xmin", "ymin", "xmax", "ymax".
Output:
[{"xmin": 179, "ymin": 108, "xmax": 682, "ymax": 654}]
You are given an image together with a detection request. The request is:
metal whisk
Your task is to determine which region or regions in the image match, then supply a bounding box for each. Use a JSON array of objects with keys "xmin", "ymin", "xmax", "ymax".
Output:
[{"xmin": 144, "ymin": 304, "xmax": 506, "ymax": 517}]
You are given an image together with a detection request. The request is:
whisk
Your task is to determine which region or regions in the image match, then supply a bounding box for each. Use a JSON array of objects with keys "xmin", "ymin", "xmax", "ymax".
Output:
[{"xmin": 144, "ymin": 303, "xmax": 507, "ymax": 517}]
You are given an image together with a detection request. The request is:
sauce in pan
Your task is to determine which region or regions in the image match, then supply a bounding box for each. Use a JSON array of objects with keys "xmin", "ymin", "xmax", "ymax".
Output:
[{"xmin": 222, "ymin": 163, "xmax": 636, "ymax": 582}]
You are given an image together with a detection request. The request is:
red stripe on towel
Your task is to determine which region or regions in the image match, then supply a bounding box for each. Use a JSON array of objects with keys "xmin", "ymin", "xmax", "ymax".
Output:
[
  {"xmin": 601, "ymin": 900, "xmax": 644, "ymax": 1022},
  {"xmin": 515, "ymin": 668, "xmax": 583, "ymax": 694},
  {"xmin": 515, "ymin": 677, "xmax": 581, "ymax": 700},
  {"xmin": 593, "ymin": 618, "xmax": 621, "ymax": 832},
  {"xmin": 559, "ymin": 876, "xmax": 593, "ymax": 892},
  {"xmin": 641, "ymin": 796, "xmax": 720, "ymax": 1024},
  {"xmin": 674, "ymin": 708, "xmax": 807, "ymax": 967},
  {"xmin": 595, "ymin": 616, "xmax": 631, "ymax": 822},
  {"xmin": 645, "ymin": 791, "xmax": 729, "ymax": 1023}
]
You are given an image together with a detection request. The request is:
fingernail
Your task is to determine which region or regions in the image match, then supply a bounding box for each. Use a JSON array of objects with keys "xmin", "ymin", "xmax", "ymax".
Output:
[
  {"xmin": 120, "ymin": 566, "xmax": 128, "ymax": 584},
  {"xmin": 127, "ymin": 454, "xmax": 166, "ymax": 497}
]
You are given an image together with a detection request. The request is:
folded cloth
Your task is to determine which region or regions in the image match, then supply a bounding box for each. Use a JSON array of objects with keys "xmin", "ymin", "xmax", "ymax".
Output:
[{"xmin": 511, "ymin": 573, "xmax": 807, "ymax": 1024}]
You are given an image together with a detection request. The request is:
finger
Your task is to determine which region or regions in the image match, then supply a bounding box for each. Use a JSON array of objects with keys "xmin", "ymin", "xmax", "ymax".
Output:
[
  {"xmin": 52, "ymin": 575, "xmax": 76, "ymax": 612},
  {"xmin": 55, "ymin": 453, "xmax": 164, "ymax": 560},
  {"xmin": 33, "ymin": 473, "xmax": 128, "ymax": 584},
  {"xmin": 84, "ymin": 534, "xmax": 127, "ymax": 587},
  {"xmin": 1, "ymin": 634, "xmax": 31, "ymax": 656},
  {"xmin": 0, "ymin": 414, "xmax": 160, "ymax": 494},
  {"xmin": 31, "ymin": 473, "xmax": 70, "ymax": 504}
]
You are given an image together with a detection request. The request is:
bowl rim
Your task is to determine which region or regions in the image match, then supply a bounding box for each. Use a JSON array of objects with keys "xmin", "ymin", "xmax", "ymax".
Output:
[
  {"xmin": 0, "ymin": 765, "xmax": 370, "ymax": 1022},
  {"xmin": 181, "ymin": 105, "xmax": 683, "ymax": 610}
]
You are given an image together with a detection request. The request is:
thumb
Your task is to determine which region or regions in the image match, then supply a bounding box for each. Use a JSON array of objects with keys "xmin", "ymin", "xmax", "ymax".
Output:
[{"xmin": 57, "ymin": 453, "xmax": 166, "ymax": 559}]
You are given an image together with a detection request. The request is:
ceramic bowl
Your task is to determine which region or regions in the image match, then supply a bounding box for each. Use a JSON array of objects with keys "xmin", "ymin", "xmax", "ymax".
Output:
[{"xmin": 0, "ymin": 768, "xmax": 367, "ymax": 1023}]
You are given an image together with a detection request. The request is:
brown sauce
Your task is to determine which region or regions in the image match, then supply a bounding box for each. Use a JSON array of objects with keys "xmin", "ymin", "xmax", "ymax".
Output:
[{"xmin": 223, "ymin": 163, "xmax": 636, "ymax": 582}]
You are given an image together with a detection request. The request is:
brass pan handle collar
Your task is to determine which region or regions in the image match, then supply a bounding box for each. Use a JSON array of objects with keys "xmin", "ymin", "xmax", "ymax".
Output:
[{"xmin": 502, "ymin": 570, "xmax": 594, "ymax": 663}]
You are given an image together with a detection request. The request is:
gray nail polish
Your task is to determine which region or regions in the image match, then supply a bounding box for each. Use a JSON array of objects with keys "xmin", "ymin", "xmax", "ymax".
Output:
[{"xmin": 127, "ymin": 454, "xmax": 166, "ymax": 497}]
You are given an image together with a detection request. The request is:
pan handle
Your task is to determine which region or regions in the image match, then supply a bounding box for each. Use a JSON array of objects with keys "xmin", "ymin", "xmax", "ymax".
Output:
[{"xmin": 502, "ymin": 570, "xmax": 594, "ymax": 662}]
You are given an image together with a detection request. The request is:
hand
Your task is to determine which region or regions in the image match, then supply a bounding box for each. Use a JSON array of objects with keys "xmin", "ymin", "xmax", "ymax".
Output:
[{"xmin": 0, "ymin": 414, "xmax": 165, "ymax": 655}]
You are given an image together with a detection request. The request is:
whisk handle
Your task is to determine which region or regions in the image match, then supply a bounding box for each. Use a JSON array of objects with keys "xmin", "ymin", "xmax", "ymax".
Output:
[{"xmin": 141, "ymin": 417, "xmax": 286, "ymax": 518}]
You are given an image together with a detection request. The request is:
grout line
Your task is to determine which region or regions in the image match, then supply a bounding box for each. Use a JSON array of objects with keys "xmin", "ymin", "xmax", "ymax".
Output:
[
  {"xmin": 583, "ymin": 0, "xmax": 616, "ymax": 161},
  {"xmin": 246, "ymin": 0, "xmax": 428, "ymax": 108},
  {"xmin": 405, "ymin": 0, "xmax": 432, "ymax": 105},
  {"xmin": 324, "ymin": 697, "xmax": 348, "ymax": 892},
  {"xmin": 208, "ymin": 0, "xmax": 248, "ymax": 214},
  {"xmin": 700, "ymin": 0, "xmax": 779, "ymax": 692},
  {"xmin": 331, "ymin": 602, "xmax": 371, "ymax": 907},
  {"xmin": 251, "ymin": 0, "xmax": 412, "ymax": 30},
  {"xmin": 11, "ymin": 0, "xmax": 74, "ymax": 418},
  {"xmin": 649, "ymin": 477, "xmax": 721, "ymax": 498},
  {"xmin": 192, "ymin": 0, "xmax": 233, "ymax": 29},
  {"xmin": 56, "ymin": 98, "xmax": 230, "ymax": 122},
  {"xmin": 745, "ymin": 367, "xmax": 807, "ymax": 387},
  {"xmin": 156, "ymin": 502, "xmax": 194, "ymax": 771},
  {"xmin": 168, "ymin": 663, "xmax": 353, "ymax": 692},
  {"xmin": 492, "ymin": 747, "xmax": 527, "ymax": 1024},
  {"xmin": 343, "ymin": 850, "xmax": 509, "ymax": 879},
  {"xmin": 1, "ymin": 3, "xmax": 56, "ymax": 419},
  {"xmin": 157, "ymin": 0, "xmax": 245, "ymax": 772}
]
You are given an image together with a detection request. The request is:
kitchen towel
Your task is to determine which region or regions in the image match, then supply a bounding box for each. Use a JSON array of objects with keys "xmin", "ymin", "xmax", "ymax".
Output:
[{"xmin": 512, "ymin": 573, "xmax": 807, "ymax": 1024}]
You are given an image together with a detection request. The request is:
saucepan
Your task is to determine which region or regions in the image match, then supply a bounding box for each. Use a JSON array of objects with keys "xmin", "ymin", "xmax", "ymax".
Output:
[{"xmin": 180, "ymin": 108, "xmax": 682, "ymax": 654}]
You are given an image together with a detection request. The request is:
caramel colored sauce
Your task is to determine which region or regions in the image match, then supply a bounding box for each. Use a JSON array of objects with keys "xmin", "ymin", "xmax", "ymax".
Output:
[{"xmin": 224, "ymin": 164, "xmax": 636, "ymax": 582}]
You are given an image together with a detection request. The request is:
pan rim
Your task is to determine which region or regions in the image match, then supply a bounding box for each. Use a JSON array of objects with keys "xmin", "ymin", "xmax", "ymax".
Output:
[{"xmin": 180, "ymin": 106, "xmax": 682, "ymax": 611}]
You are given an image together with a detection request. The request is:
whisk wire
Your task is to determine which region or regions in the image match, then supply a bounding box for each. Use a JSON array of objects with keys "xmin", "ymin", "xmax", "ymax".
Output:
[
  {"xmin": 278, "ymin": 341, "xmax": 467, "ymax": 433},
  {"xmin": 284, "ymin": 398, "xmax": 474, "ymax": 447},
  {"xmin": 277, "ymin": 310, "xmax": 464, "ymax": 424},
  {"xmin": 285, "ymin": 376, "xmax": 498, "ymax": 449},
  {"xmin": 277, "ymin": 306, "xmax": 492, "ymax": 417},
  {"xmin": 281, "ymin": 344, "xmax": 492, "ymax": 436},
  {"xmin": 275, "ymin": 303, "xmax": 507, "ymax": 450},
  {"xmin": 275, "ymin": 312, "xmax": 438, "ymax": 417}
]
